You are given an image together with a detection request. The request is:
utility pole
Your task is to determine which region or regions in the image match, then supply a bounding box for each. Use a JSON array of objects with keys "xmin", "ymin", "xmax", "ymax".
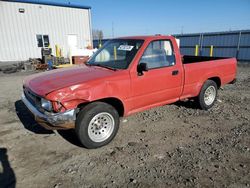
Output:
[{"xmin": 112, "ymin": 22, "xmax": 114, "ymax": 38}]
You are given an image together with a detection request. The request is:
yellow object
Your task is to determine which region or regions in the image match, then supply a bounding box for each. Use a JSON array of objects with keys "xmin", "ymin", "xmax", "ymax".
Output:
[
  {"xmin": 59, "ymin": 48, "xmax": 62, "ymax": 57},
  {"xmin": 114, "ymin": 46, "xmax": 117, "ymax": 60},
  {"xmin": 55, "ymin": 45, "xmax": 60, "ymax": 57},
  {"xmin": 195, "ymin": 45, "xmax": 199, "ymax": 56},
  {"xmin": 99, "ymin": 39, "xmax": 102, "ymax": 48},
  {"xmin": 55, "ymin": 64, "xmax": 75, "ymax": 68},
  {"xmin": 210, "ymin": 45, "xmax": 214, "ymax": 57}
]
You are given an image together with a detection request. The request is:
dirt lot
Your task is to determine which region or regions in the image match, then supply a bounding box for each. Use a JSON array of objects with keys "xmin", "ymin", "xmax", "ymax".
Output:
[{"xmin": 0, "ymin": 66, "xmax": 249, "ymax": 188}]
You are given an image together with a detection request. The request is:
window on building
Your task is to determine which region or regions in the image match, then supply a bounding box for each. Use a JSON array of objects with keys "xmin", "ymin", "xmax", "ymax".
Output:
[
  {"xmin": 43, "ymin": 35, "xmax": 50, "ymax": 47},
  {"xmin": 36, "ymin": 35, "xmax": 43, "ymax": 47},
  {"xmin": 36, "ymin": 35, "xmax": 50, "ymax": 47},
  {"xmin": 139, "ymin": 40, "xmax": 175, "ymax": 69}
]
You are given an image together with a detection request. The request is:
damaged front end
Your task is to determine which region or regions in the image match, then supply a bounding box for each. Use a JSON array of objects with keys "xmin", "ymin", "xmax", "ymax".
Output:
[{"xmin": 21, "ymin": 92, "xmax": 77, "ymax": 130}]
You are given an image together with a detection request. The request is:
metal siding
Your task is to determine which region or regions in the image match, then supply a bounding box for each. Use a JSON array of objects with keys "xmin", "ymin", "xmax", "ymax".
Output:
[
  {"xmin": 238, "ymin": 48, "xmax": 250, "ymax": 60},
  {"xmin": 177, "ymin": 35, "xmax": 200, "ymax": 46},
  {"xmin": 88, "ymin": 10, "xmax": 93, "ymax": 46},
  {"xmin": 213, "ymin": 48, "xmax": 237, "ymax": 58},
  {"xmin": 0, "ymin": 1, "xmax": 92, "ymax": 61},
  {"xmin": 202, "ymin": 34, "xmax": 238, "ymax": 47},
  {"xmin": 201, "ymin": 48, "xmax": 210, "ymax": 56},
  {"xmin": 240, "ymin": 33, "xmax": 250, "ymax": 46},
  {"xmin": 180, "ymin": 48, "xmax": 195, "ymax": 56},
  {"xmin": 4, "ymin": 0, "xmax": 91, "ymax": 9},
  {"xmin": 175, "ymin": 30, "xmax": 250, "ymax": 61}
]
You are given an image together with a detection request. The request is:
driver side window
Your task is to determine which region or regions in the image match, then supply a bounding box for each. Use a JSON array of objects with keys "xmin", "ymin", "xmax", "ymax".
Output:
[{"xmin": 139, "ymin": 40, "xmax": 175, "ymax": 69}]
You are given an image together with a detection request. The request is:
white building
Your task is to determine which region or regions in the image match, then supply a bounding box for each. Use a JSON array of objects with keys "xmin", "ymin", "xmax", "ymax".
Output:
[{"xmin": 0, "ymin": 0, "xmax": 92, "ymax": 62}]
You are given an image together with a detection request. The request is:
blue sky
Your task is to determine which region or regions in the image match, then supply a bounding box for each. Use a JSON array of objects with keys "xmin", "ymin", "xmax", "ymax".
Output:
[{"xmin": 58, "ymin": 0, "xmax": 249, "ymax": 38}]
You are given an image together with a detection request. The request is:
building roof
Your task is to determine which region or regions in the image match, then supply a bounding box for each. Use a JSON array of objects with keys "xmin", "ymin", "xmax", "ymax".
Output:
[
  {"xmin": 3, "ymin": 0, "xmax": 91, "ymax": 9},
  {"xmin": 174, "ymin": 29, "xmax": 250, "ymax": 37}
]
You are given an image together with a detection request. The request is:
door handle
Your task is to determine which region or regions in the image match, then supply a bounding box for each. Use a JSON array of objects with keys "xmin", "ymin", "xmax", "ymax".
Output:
[{"xmin": 172, "ymin": 70, "xmax": 179, "ymax": 75}]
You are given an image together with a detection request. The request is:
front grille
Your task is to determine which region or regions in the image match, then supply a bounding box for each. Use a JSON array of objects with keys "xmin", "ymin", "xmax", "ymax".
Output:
[{"xmin": 23, "ymin": 86, "xmax": 43, "ymax": 112}]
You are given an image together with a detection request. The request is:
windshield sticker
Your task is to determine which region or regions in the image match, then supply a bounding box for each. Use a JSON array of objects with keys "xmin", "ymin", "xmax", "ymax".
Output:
[{"xmin": 118, "ymin": 45, "xmax": 134, "ymax": 51}]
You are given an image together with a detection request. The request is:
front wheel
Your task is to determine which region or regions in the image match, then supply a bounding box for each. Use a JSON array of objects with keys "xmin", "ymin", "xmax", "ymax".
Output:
[
  {"xmin": 197, "ymin": 80, "xmax": 218, "ymax": 110},
  {"xmin": 75, "ymin": 102, "xmax": 120, "ymax": 149}
]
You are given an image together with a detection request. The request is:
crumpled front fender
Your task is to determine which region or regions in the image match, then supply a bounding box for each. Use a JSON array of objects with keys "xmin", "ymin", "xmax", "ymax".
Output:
[{"xmin": 46, "ymin": 86, "xmax": 91, "ymax": 110}]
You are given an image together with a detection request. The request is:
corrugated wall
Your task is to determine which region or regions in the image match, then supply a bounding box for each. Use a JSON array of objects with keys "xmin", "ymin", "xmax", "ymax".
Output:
[
  {"xmin": 0, "ymin": 1, "xmax": 92, "ymax": 61},
  {"xmin": 175, "ymin": 30, "xmax": 250, "ymax": 61}
]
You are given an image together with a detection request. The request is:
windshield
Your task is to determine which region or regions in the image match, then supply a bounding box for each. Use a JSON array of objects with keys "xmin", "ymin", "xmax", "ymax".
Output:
[{"xmin": 87, "ymin": 39, "xmax": 144, "ymax": 70}]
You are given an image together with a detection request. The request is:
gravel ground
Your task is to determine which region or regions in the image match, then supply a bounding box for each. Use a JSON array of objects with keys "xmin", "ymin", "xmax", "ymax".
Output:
[{"xmin": 0, "ymin": 66, "xmax": 249, "ymax": 188}]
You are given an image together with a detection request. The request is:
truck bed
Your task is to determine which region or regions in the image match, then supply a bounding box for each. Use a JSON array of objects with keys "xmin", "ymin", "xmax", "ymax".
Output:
[
  {"xmin": 182, "ymin": 55, "xmax": 232, "ymax": 64},
  {"xmin": 180, "ymin": 56, "xmax": 237, "ymax": 100}
]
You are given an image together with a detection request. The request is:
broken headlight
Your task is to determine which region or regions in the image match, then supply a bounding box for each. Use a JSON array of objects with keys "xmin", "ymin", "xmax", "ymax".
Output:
[{"xmin": 41, "ymin": 98, "xmax": 52, "ymax": 112}]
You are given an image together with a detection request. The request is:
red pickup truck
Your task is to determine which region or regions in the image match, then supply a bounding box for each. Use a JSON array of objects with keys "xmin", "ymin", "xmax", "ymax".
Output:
[{"xmin": 22, "ymin": 35, "xmax": 237, "ymax": 148}]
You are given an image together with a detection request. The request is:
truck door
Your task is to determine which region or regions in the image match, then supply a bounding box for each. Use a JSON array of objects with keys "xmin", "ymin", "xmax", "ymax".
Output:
[{"xmin": 130, "ymin": 40, "xmax": 182, "ymax": 110}]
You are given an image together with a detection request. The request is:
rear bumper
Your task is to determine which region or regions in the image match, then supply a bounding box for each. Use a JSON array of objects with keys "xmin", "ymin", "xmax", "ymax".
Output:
[{"xmin": 21, "ymin": 93, "xmax": 76, "ymax": 130}]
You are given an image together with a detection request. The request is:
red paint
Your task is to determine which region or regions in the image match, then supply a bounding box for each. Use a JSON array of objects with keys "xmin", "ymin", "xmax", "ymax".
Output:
[{"xmin": 24, "ymin": 35, "xmax": 237, "ymax": 115}]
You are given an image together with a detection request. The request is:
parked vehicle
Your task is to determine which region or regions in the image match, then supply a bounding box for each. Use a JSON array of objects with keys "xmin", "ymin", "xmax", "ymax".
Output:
[{"xmin": 22, "ymin": 35, "xmax": 237, "ymax": 148}]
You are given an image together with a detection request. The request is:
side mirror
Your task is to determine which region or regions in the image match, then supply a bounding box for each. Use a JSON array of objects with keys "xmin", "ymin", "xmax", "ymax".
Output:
[{"xmin": 137, "ymin": 62, "xmax": 148, "ymax": 75}]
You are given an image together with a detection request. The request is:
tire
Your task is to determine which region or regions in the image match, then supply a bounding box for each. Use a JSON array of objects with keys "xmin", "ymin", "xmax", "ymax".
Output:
[
  {"xmin": 75, "ymin": 102, "xmax": 120, "ymax": 149},
  {"xmin": 196, "ymin": 80, "xmax": 218, "ymax": 110}
]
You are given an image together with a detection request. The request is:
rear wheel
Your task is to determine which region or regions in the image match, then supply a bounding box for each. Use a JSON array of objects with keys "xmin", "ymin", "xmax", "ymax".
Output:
[
  {"xmin": 197, "ymin": 80, "xmax": 218, "ymax": 110},
  {"xmin": 75, "ymin": 102, "xmax": 120, "ymax": 149}
]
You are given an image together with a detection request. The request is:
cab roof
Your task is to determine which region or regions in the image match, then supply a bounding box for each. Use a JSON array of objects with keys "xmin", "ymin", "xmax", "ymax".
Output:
[{"xmin": 117, "ymin": 35, "xmax": 174, "ymax": 41}]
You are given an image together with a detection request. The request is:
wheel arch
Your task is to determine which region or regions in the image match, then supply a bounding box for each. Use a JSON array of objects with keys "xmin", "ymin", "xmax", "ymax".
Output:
[
  {"xmin": 207, "ymin": 76, "xmax": 221, "ymax": 88},
  {"xmin": 77, "ymin": 97, "xmax": 125, "ymax": 117}
]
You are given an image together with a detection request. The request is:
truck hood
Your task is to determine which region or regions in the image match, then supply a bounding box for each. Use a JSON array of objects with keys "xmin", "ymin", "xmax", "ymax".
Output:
[{"xmin": 24, "ymin": 65, "xmax": 116, "ymax": 96}]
